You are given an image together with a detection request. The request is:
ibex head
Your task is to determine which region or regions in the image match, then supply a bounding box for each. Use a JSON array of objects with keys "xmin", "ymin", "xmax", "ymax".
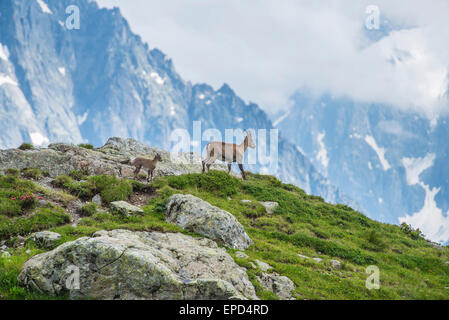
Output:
[{"xmin": 245, "ymin": 129, "xmax": 256, "ymax": 149}]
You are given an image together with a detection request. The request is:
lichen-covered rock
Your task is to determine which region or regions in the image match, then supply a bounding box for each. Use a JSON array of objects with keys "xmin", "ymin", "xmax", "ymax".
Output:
[
  {"xmin": 1, "ymin": 251, "xmax": 11, "ymax": 258},
  {"xmin": 235, "ymin": 251, "xmax": 249, "ymax": 259},
  {"xmin": 110, "ymin": 201, "xmax": 144, "ymax": 216},
  {"xmin": 166, "ymin": 194, "xmax": 253, "ymax": 250},
  {"xmin": 28, "ymin": 231, "xmax": 61, "ymax": 249},
  {"xmin": 92, "ymin": 194, "xmax": 102, "ymax": 206},
  {"xmin": 18, "ymin": 229, "xmax": 257, "ymax": 300},
  {"xmin": 255, "ymin": 259, "xmax": 273, "ymax": 272},
  {"xmin": 330, "ymin": 259, "xmax": 341, "ymax": 270},
  {"xmin": 257, "ymin": 272, "xmax": 296, "ymax": 300},
  {"xmin": 260, "ymin": 201, "xmax": 279, "ymax": 214}
]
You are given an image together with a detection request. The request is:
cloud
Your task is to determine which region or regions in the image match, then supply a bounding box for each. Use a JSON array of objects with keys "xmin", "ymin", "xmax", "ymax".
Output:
[{"xmin": 96, "ymin": 0, "xmax": 449, "ymax": 117}]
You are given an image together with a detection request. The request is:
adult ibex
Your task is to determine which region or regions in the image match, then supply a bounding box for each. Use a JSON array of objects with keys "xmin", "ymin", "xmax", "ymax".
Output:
[
  {"xmin": 202, "ymin": 130, "xmax": 256, "ymax": 180},
  {"xmin": 131, "ymin": 154, "xmax": 162, "ymax": 182}
]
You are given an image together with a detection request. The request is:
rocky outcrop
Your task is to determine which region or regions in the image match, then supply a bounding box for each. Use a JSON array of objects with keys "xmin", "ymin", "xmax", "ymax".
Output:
[
  {"xmin": 110, "ymin": 201, "xmax": 144, "ymax": 216},
  {"xmin": 260, "ymin": 202, "xmax": 279, "ymax": 214},
  {"xmin": 166, "ymin": 194, "xmax": 253, "ymax": 250},
  {"xmin": 0, "ymin": 138, "xmax": 225, "ymax": 179},
  {"xmin": 27, "ymin": 231, "xmax": 62, "ymax": 249},
  {"xmin": 18, "ymin": 229, "xmax": 257, "ymax": 300},
  {"xmin": 257, "ymin": 272, "xmax": 296, "ymax": 300},
  {"xmin": 252, "ymin": 260, "xmax": 296, "ymax": 300},
  {"xmin": 330, "ymin": 259, "xmax": 341, "ymax": 270}
]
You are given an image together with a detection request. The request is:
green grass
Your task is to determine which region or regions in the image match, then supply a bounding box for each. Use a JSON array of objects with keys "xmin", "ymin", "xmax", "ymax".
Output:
[
  {"xmin": 18, "ymin": 143, "xmax": 34, "ymax": 151},
  {"xmin": 78, "ymin": 144, "xmax": 94, "ymax": 150},
  {"xmin": 1, "ymin": 170, "xmax": 448, "ymax": 300},
  {"xmin": 52, "ymin": 174, "xmax": 134, "ymax": 204}
]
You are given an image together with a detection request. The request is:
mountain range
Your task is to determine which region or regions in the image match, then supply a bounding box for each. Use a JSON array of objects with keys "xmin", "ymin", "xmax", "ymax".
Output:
[
  {"xmin": 0, "ymin": 0, "xmax": 353, "ymax": 209},
  {"xmin": 2, "ymin": 0, "xmax": 448, "ymax": 243}
]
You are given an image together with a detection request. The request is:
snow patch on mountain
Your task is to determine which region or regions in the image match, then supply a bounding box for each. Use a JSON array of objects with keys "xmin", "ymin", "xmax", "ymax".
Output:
[
  {"xmin": 402, "ymin": 153, "xmax": 436, "ymax": 186},
  {"xmin": 316, "ymin": 132, "xmax": 329, "ymax": 169},
  {"xmin": 0, "ymin": 75, "xmax": 18, "ymax": 87},
  {"xmin": 0, "ymin": 44, "xmax": 9, "ymax": 61},
  {"xmin": 150, "ymin": 72, "xmax": 164, "ymax": 85},
  {"xmin": 58, "ymin": 67, "xmax": 66, "ymax": 76},
  {"xmin": 36, "ymin": 0, "xmax": 53, "ymax": 14},
  {"xmin": 400, "ymin": 153, "xmax": 449, "ymax": 244},
  {"xmin": 273, "ymin": 111, "xmax": 290, "ymax": 127},
  {"xmin": 364, "ymin": 135, "xmax": 391, "ymax": 171}
]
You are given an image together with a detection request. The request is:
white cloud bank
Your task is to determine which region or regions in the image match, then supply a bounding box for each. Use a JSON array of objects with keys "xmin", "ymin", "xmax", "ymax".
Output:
[
  {"xmin": 399, "ymin": 153, "xmax": 449, "ymax": 244},
  {"xmin": 96, "ymin": 0, "xmax": 449, "ymax": 118}
]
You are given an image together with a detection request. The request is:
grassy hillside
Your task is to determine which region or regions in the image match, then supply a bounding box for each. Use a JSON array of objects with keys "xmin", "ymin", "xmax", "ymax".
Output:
[{"xmin": 0, "ymin": 169, "xmax": 448, "ymax": 300}]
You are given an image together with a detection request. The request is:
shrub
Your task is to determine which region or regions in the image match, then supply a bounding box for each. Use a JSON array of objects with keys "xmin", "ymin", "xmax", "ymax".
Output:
[
  {"xmin": 52, "ymin": 176, "xmax": 73, "ymax": 188},
  {"xmin": 365, "ymin": 230, "xmax": 387, "ymax": 251},
  {"xmin": 0, "ymin": 199, "xmax": 21, "ymax": 217},
  {"xmin": 69, "ymin": 170, "xmax": 87, "ymax": 181},
  {"xmin": 78, "ymin": 144, "xmax": 94, "ymax": 150},
  {"xmin": 4, "ymin": 169, "xmax": 19, "ymax": 177},
  {"xmin": 101, "ymin": 180, "xmax": 133, "ymax": 204},
  {"xmin": 80, "ymin": 203, "xmax": 97, "ymax": 217},
  {"xmin": 17, "ymin": 193, "xmax": 38, "ymax": 211},
  {"xmin": 241, "ymin": 201, "xmax": 267, "ymax": 218},
  {"xmin": 18, "ymin": 143, "xmax": 34, "ymax": 151},
  {"xmin": 400, "ymin": 222, "xmax": 425, "ymax": 240},
  {"xmin": 21, "ymin": 168, "xmax": 42, "ymax": 180}
]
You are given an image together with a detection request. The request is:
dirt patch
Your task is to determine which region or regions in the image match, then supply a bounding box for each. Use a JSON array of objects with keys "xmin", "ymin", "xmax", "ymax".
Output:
[{"xmin": 129, "ymin": 191, "xmax": 156, "ymax": 207}]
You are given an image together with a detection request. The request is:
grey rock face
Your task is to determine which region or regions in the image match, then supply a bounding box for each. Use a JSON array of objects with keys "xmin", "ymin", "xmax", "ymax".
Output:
[
  {"xmin": 166, "ymin": 194, "xmax": 253, "ymax": 250},
  {"xmin": 1, "ymin": 251, "xmax": 11, "ymax": 258},
  {"xmin": 257, "ymin": 272, "xmax": 296, "ymax": 300},
  {"xmin": 28, "ymin": 231, "xmax": 62, "ymax": 249},
  {"xmin": 235, "ymin": 251, "xmax": 249, "ymax": 259},
  {"xmin": 330, "ymin": 259, "xmax": 342, "ymax": 270},
  {"xmin": 110, "ymin": 201, "xmax": 144, "ymax": 217},
  {"xmin": 92, "ymin": 194, "xmax": 102, "ymax": 206},
  {"xmin": 255, "ymin": 259, "xmax": 273, "ymax": 272},
  {"xmin": 260, "ymin": 202, "xmax": 279, "ymax": 214},
  {"xmin": 18, "ymin": 229, "xmax": 257, "ymax": 300}
]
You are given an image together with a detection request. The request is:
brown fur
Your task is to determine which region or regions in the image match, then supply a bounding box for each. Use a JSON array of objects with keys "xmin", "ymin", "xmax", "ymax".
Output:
[
  {"xmin": 202, "ymin": 131, "xmax": 256, "ymax": 180},
  {"xmin": 132, "ymin": 154, "xmax": 162, "ymax": 182}
]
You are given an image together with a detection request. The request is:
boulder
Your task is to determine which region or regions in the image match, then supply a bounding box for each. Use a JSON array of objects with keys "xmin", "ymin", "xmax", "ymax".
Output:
[
  {"xmin": 330, "ymin": 259, "xmax": 341, "ymax": 270},
  {"xmin": 235, "ymin": 251, "xmax": 249, "ymax": 259},
  {"xmin": 18, "ymin": 229, "xmax": 257, "ymax": 300},
  {"xmin": 110, "ymin": 201, "xmax": 144, "ymax": 216},
  {"xmin": 92, "ymin": 194, "xmax": 102, "ymax": 206},
  {"xmin": 260, "ymin": 202, "xmax": 279, "ymax": 214},
  {"xmin": 255, "ymin": 259, "xmax": 273, "ymax": 272},
  {"xmin": 28, "ymin": 231, "xmax": 61, "ymax": 249},
  {"xmin": 313, "ymin": 257, "xmax": 323, "ymax": 263},
  {"xmin": 297, "ymin": 254, "xmax": 310, "ymax": 260},
  {"xmin": 1, "ymin": 251, "xmax": 11, "ymax": 259},
  {"xmin": 166, "ymin": 194, "xmax": 253, "ymax": 250},
  {"xmin": 257, "ymin": 272, "xmax": 296, "ymax": 300}
]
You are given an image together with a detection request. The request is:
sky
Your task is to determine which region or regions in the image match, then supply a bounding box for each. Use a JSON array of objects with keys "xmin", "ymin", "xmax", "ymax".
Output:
[{"xmin": 96, "ymin": 0, "xmax": 449, "ymax": 118}]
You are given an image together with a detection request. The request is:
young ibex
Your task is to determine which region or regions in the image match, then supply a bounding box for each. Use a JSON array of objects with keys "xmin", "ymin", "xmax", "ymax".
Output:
[
  {"xmin": 131, "ymin": 154, "xmax": 162, "ymax": 182},
  {"xmin": 202, "ymin": 130, "xmax": 256, "ymax": 180}
]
